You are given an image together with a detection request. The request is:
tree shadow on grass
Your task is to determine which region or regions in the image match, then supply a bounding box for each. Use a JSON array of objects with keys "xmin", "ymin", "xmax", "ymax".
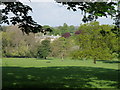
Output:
[
  {"xmin": 36, "ymin": 58, "xmax": 53, "ymax": 60},
  {"xmin": 97, "ymin": 60, "xmax": 120, "ymax": 64},
  {"xmin": 2, "ymin": 66, "xmax": 120, "ymax": 89}
]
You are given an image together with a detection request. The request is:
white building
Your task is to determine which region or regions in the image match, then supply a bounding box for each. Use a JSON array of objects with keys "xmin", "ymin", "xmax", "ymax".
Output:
[{"xmin": 35, "ymin": 34, "xmax": 61, "ymax": 42}]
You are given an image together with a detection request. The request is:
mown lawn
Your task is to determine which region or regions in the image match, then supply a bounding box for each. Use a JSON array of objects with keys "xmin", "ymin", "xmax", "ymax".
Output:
[{"xmin": 1, "ymin": 58, "xmax": 120, "ymax": 89}]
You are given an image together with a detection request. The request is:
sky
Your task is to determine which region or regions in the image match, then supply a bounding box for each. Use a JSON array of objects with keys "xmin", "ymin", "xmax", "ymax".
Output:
[{"xmin": 2, "ymin": 0, "xmax": 115, "ymax": 27}]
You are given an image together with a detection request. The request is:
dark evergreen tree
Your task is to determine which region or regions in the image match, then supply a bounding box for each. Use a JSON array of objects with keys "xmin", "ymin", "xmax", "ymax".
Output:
[{"xmin": 37, "ymin": 40, "xmax": 51, "ymax": 59}]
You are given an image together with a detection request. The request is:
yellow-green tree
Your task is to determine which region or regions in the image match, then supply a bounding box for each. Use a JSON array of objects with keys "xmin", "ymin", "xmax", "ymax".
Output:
[
  {"xmin": 72, "ymin": 22, "xmax": 115, "ymax": 64},
  {"xmin": 50, "ymin": 37, "xmax": 73, "ymax": 60}
]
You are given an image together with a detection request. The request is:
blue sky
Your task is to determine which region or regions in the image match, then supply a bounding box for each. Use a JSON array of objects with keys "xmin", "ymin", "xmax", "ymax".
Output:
[
  {"xmin": 25, "ymin": 2, "xmax": 84, "ymax": 26},
  {"xmin": 3, "ymin": 0, "xmax": 115, "ymax": 27},
  {"xmin": 24, "ymin": 2, "xmax": 114, "ymax": 27}
]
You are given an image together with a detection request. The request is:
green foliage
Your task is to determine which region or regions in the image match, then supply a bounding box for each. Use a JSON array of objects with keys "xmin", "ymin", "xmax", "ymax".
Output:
[
  {"xmin": 2, "ymin": 22, "xmax": 119, "ymax": 61},
  {"xmin": 1, "ymin": 2, "xmax": 51, "ymax": 34},
  {"xmin": 2, "ymin": 26, "xmax": 38, "ymax": 57},
  {"xmin": 37, "ymin": 40, "xmax": 51, "ymax": 59},
  {"xmin": 56, "ymin": 1, "xmax": 119, "ymax": 37},
  {"xmin": 0, "ymin": 26, "xmax": 7, "ymax": 32},
  {"xmin": 71, "ymin": 21, "xmax": 117, "ymax": 63},
  {"xmin": 56, "ymin": 1, "xmax": 117, "ymax": 25},
  {"xmin": 70, "ymin": 50, "xmax": 83, "ymax": 60},
  {"xmin": 48, "ymin": 23, "xmax": 77, "ymax": 36},
  {"xmin": 50, "ymin": 37, "xmax": 74, "ymax": 59},
  {"xmin": 50, "ymin": 37, "xmax": 66, "ymax": 59},
  {"xmin": 1, "ymin": 1, "xmax": 119, "ymax": 34}
]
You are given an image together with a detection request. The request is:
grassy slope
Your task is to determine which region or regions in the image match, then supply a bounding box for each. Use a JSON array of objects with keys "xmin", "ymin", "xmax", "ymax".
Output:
[
  {"xmin": 2, "ymin": 58, "xmax": 120, "ymax": 88},
  {"xmin": 2, "ymin": 58, "xmax": 119, "ymax": 69}
]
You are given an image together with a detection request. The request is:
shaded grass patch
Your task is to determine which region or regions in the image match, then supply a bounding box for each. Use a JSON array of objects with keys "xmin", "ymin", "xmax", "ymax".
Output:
[
  {"xmin": 2, "ymin": 66, "xmax": 120, "ymax": 89},
  {"xmin": 2, "ymin": 58, "xmax": 120, "ymax": 89}
]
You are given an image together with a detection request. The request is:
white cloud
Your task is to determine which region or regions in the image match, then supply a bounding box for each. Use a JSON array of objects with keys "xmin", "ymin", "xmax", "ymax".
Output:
[
  {"xmin": 0, "ymin": 5, "xmax": 5, "ymax": 9},
  {"xmin": 19, "ymin": 0, "xmax": 55, "ymax": 2},
  {"xmin": 25, "ymin": 2, "xmax": 81, "ymax": 26},
  {"xmin": 18, "ymin": 2, "xmax": 114, "ymax": 26}
]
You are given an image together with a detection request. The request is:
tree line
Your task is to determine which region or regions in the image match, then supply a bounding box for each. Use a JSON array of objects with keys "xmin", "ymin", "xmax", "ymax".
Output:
[{"xmin": 1, "ymin": 21, "xmax": 119, "ymax": 63}]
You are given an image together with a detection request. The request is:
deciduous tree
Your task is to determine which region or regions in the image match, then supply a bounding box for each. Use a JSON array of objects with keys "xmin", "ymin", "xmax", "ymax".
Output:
[
  {"xmin": 72, "ymin": 22, "xmax": 115, "ymax": 64},
  {"xmin": 2, "ymin": 1, "xmax": 119, "ymax": 34},
  {"xmin": 37, "ymin": 40, "xmax": 51, "ymax": 59}
]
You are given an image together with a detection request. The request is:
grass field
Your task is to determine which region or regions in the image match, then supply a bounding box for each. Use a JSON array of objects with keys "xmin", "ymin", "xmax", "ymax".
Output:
[{"xmin": 2, "ymin": 58, "xmax": 120, "ymax": 89}]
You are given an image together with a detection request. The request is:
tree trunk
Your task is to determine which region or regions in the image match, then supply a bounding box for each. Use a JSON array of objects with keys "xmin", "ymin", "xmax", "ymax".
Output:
[
  {"xmin": 94, "ymin": 58, "xmax": 96, "ymax": 64},
  {"xmin": 61, "ymin": 56, "xmax": 64, "ymax": 60},
  {"xmin": 45, "ymin": 57, "xmax": 46, "ymax": 59},
  {"xmin": 61, "ymin": 53, "xmax": 64, "ymax": 60}
]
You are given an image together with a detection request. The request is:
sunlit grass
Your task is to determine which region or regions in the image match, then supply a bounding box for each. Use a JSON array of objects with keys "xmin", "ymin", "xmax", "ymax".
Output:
[
  {"xmin": 2, "ymin": 58, "xmax": 119, "ymax": 69},
  {"xmin": 2, "ymin": 58, "xmax": 120, "ymax": 89}
]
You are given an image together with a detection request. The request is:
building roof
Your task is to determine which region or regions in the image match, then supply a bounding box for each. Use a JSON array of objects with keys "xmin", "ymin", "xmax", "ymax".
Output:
[
  {"xmin": 74, "ymin": 30, "xmax": 82, "ymax": 35},
  {"xmin": 62, "ymin": 32, "xmax": 71, "ymax": 38}
]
